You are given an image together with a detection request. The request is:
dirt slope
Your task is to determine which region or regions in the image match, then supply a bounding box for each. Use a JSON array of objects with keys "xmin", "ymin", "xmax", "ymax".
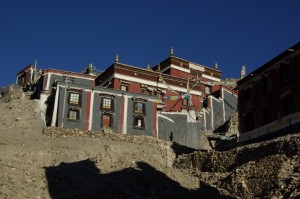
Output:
[{"xmin": 0, "ymin": 86, "xmax": 225, "ymax": 199}]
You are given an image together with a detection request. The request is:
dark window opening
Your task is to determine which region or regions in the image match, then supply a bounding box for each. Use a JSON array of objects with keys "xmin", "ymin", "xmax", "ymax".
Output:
[
  {"xmin": 202, "ymin": 99, "xmax": 208, "ymax": 108},
  {"xmin": 133, "ymin": 116, "xmax": 145, "ymax": 129},
  {"xmin": 263, "ymin": 75, "xmax": 272, "ymax": 92},
  {"xmin": 280, "ymin": 63, "xmax": 292, "ymax": 86},
  {"xmin": 263, "ymin": 105, "xmax": 271, "ymax": 124},
  {"xmin": 282, "ymin": 95, "xmax": 295, "ymax": 116},
  {"xmin": 245, "ymin": 88, "xmax": 253, "ymax": 100},
  {"xmin": 245, "ymin": 112, "xmax": 254, "ymax": 131}
]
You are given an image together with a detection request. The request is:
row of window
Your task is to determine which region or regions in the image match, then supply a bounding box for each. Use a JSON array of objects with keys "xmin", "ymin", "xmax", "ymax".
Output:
[
  {"xmin": 244, "ymin": 63, "xmax": 293, "ymax": 100},
  {"xmin": 244, "ymin": 94, "xmax": 295, "ymax": 131},
  {"xmin": 66, "ymin": 93, "xmax": 147, "ymax": 129},
  {"xmin": 67, "ymin": 108, "xmax": 146, "ymax": 129},
  {"xmin": 67, "ymin": 93, "xmax": 147, "ymax": 114},
  {"xmin": 120, "ymin": 84, "xmax": 191, "ymax": 106},
  {"xmin": 68, "ymin": 91, "xmax": 190, "ymax": 111}
]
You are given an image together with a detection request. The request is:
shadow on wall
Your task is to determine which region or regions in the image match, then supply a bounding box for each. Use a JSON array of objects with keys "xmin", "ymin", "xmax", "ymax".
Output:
[
  {"xmin": 44, "ymin": 92, "xmax": 55, "ymax": 126},
  {"xmin": 44, "ymin": 159, "xmax": 230, "ymax": 199}
]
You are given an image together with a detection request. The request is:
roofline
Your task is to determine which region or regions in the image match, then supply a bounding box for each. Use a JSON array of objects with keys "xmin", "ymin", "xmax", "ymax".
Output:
[
  {"xmin": 152, "ymin": 56, "xmax": 221, "ymax": 73},
  {"xmin": 97, "ymin": 61, "xmax": 204, "ymax": 87},
  {"xmin": 237, "ymin": 41, "xmax": 300, "ymax": 86},
  {"xmin": 43, "ymin": 68, "xmax": 96, "ymax": 79},
  {"xmin": 16, "ymin": 64, "xmax": 34, "ymax": 77}
]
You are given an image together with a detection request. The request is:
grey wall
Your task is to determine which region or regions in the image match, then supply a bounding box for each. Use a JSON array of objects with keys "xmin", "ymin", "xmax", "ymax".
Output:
[
  {"xmin": 223, "ymin": 90, "xmax": 237, "ymax": 121},
  {"xmin": 126, "ymin": 99, "xmax": 154, "ymax": 137},
  {"xmin": 205, "ymin": 111, "xmax": 212, "ymax": 131},
  {"xmin": 158, "ymin": 113, "xmax": 204, "ymax": 149},
  {"xmin": 55, "ymin": 81, "xmax": 156, "ymax": 136},
  {"xmin": 57, "ymin": 86, "xmax": 87, "ymax": 129},
  {"xmin": 91, "ymin": 94, "xmax": 122, "ymax": 133},
  {"xmin": 212, "ymin": 98, "xmax": 224, "ymax": 129},
  {"xmin": 47, "ymin": 73, "xmax": 93, "ymax": 92}
]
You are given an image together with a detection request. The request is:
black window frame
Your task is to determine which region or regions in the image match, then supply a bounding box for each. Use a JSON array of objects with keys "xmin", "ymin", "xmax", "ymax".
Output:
[
  {"xmin": 281, "ymin": 95, "xmax": 295, "ymax": 116},
  {"xmin": 280, "ymin": 63, "xmax": 292, "ymax": 87},
  {"xmin": 133, "ymin": 116, "xmax": 145, "ymax": 129},
  {"xmin": 100, "ymin": 97, "xmax": 115, "ymax": 112},
  {"xmin": 263, "ymin": 105, "xmax": 272, "ymax": 124},
  {"xmin": 263, "ymin": 75, "xmax": 273, "ymax": 92},
  {"xmin": 68, "ymin": 92, "xmax": 82, "ymax": 106},
  {"xmin": 67, "ymin": 108, "xmax": 80, "ymax": 121},
  {"xmin": 133, "ymin": 101, "xmax": 146, "ymax": 116}
]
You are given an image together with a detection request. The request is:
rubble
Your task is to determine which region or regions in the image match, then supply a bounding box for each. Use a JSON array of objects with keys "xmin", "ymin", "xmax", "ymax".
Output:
[{"xmin": 174, "ymin": 134, "xmax": 300, "ymax": 198}]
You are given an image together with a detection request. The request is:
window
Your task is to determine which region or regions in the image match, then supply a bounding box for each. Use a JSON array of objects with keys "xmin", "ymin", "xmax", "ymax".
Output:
[
  {"xmin": 245, "ymin": 88, "xmax": 253, "ymax": 100},
  {"xmin": 69, "ymin": 92, "xmax": 80, "ymax": 105},
  {"xmin": 142, "ymin": 89, "xmax": 151, "ymax": 95},
  {"xmin": 263, "ymin": 105, "xmax": 271, "ymax": 124},
  {"xmin": 181, "ymin": 93, "xmax": 190, "ymax": 106},
  {"xmin": 101, "ymin": 97, "xmax": 114, "ymax": 112},
  {"xmin": 134, "ymin": 102, "xmax": 146, "ymax": 115},
  {"xmin": 133, "ymin": 116, "xmax": 145, "ymax": 129},
  {"xmin": 202, "ymin": 99, "xmax": 208, "ymax": 108},
  {"xmin": 204, "ymin": 86, "xmax": 211, "ymax": 95},
  {"xmin": 121, "ymin": 85, "xmax": 127, "ymax": 91},
  {"xmin": 245, "ymin": 112, "xmax": 254, "ymax": 131},
  {"xmin": 280, "ymin": 63, "xmax": 292, "ymax": 86},
  {"xmin": 263, "ymin": 75, "xmax": 272, "ymax": 92},
  {"xmin": 182, "ymin": 98, "xmax": 189, "ymax": 106},
  {"xmin": 68, "ymin": 109, "xmax": 80, "ymax": 120},
  {"xmin": 282, "ymin": 95, "xmax": 295, "ymax": 116},
  {"xmin": 132, "ymin": 98, "xmax": 147, "ymax": 129},
  {"xmin": 157, "ymin": 92, "xmax": 163, "ymax": 99},
  {"xmin": 120, "ymin": 82, "xmax": 129, "ymax": 91}
]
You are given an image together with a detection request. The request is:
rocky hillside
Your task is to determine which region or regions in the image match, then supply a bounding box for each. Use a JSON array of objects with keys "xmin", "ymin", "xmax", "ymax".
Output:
[
  {"xmin": 0, "ymin": 84, "xmax": 299, "ymax": 198},
  {"xmin": 174, "ymin": 134, "xmax": 300, "ymax": 198}
]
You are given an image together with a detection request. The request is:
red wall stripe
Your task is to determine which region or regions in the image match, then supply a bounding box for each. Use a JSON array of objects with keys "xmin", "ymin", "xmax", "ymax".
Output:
[{"xmin": 84, "ymin": 91, "xmax": 91, "ymax": 130}]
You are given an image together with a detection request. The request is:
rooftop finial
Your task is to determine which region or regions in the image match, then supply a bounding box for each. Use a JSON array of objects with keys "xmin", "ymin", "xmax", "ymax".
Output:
[
  {"xmin": 88, "ymin": 63, "xmax": 93, "ymax": 70},
  {"xmin": 170, "ymin": 47, "xmax": 174, "ymax": 57},
  {"xmin": 241, "ymin": 66, "xmax": 246, "ymax": 79},
  {"xmin": 115, "ymin": 54, "xmax": 119, "ymax": 63},
  {"xmin": 157, "ymin": 63, "xmax": 161, "ymax": 72},
  {"xmin": 214, "ymin": 62, "xmax": 218, "ymax": 70},
  {"xmin": 34, "ymin": 59, "xmax": 37, "ymax": 70}
]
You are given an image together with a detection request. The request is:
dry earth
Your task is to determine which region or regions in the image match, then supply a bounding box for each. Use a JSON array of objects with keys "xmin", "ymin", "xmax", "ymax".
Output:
[{"xmin": 0, "ymin": 85, "xmax": 299, "ymax": 199}]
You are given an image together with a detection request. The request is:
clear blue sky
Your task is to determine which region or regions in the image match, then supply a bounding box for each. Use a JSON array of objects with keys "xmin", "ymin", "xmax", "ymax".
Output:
[{"xmin": 1, "ymin": 0, "xmax": 299, "ymax": 86}]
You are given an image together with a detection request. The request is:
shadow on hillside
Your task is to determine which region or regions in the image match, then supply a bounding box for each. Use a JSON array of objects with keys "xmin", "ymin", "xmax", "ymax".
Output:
[
  {"xmin": 171, "ymin": 142, "xmax": 197, "ymax": 157},
  {"xmin": 45, "ymin": 159, "xmax": 232, "ymax": 199}
]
